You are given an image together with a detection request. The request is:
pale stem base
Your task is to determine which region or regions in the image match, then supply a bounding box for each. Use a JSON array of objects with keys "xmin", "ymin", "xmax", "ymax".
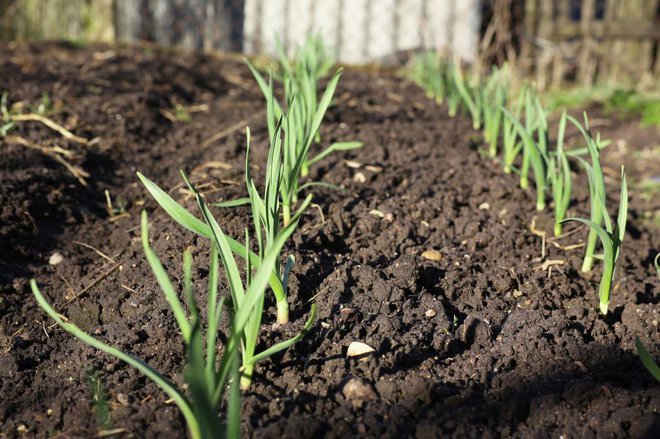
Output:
[{"xmin": 276, "ymin": 300, "xmax": 289, "ymax": 325}]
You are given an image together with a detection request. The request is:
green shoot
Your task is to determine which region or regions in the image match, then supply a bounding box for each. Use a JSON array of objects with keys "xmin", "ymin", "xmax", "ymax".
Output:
[
  {"xmin": 561, "ymin": 166, "xmax": 627, "ymax": 315},
  {"xmin": 516, "ymin": 90, "xmax": 548, "ymax": 193},
  {"xmin": 501, "ymin": 102, "xmax": 547, "ymax": 211},
  {"xmin": 409, "ymin": 51, "xmax": 446, "ymax": 104},
  {"xmin": 452, "ymin": 63, "xmax": 482, "ymax": 130},
  {"xmin": 183, "ymin": 176, "xmax": 316, "ymax": 389},
  {"xmin": 445, "ymin": 73, "xmax": 462, "ymax": 118},
  {"xmin": 567, "ymin": 114, "xmax": 608, "ymax": 272},
  {"xmin": 548, "ymin": 110, "xmax": 572, "ymax": 236},
  {"xmin": 482, "ymin": 69, "xmax": 507, "ymax": 157},
  {"xmin": 32, "ymin": 211, "xmax": 246, "ymax": 439},
  {"xmin": 501, "ymin": 86, "xmax": 526, "ymax": 174},
  {"xmin": 216, "ymin": 125, "xmax": 313, "ymax": 323},
  {"xmin": 635, "ymin": 337, "xmax": 660, "ymax": 382},
  {"xmin": 245, "ymin": 65, "xmax": 360, "ymax": 225},
  {"xmin": 248, "ymin": 37, "xmax": 361, "ymax": 181},
  {"xmin": 138, "ymin": 172, "xmax": 288, "ymax": 309},
  {"xmin": 274, "ymin": 34, "xmax": 334, "ymax": 87},
  {"xmin": 86, "ymin": 368, "xmax": 112, "ymax": 430}
]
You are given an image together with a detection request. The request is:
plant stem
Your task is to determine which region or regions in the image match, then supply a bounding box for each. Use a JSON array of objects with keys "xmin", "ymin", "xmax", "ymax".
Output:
[
  {"xmin": 276, "ymin": 299, "xmax": 289, "ymax": 325},
  {"xmin": 536, "ymin": 195, "xmax": 545, "ymax": 211},
  {"xmin": 301, "ymin": 161, "xmax": 309, "ymax": 177},
  {"xmin": 282, "ymin": 205, "xmax": 291, "ymax": 227},
  {"xmin": 582, "ymin": 232, "xmax": 598, "ymax": 272},
  {"xmin": 554, "ymin": 222, "xmax": 562, "ymax": 237},
  {"xmin": 240, "ymin": 364, "xmax": 254, "ymax": 390}
]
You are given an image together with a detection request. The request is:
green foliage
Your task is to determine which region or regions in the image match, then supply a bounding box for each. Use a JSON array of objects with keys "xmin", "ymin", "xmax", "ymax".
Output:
[
  {"xmin": 635, "ymin": 338, "xmax": 660, "ymax": 382},
  {"xmin": 216, "ymin": 123, "xmax": 313, "ymax": 323},
  {"xmin": 409, "ymin": 51, "xmax": 446, "ymax": 103},
  {"xmin": 32, "ymin": 193, "xmax": 315, "ymax": 436},
  {"xmin": 32, "ymin": 210, "xmax": 245, "ymax": 438},
  {"xmin": 482, "ymin": 68, "xmax": 508, "ymax": 157},
  {"xmin": 501, "ymin": 98, "xmax": 547, "ymax": 211},
  {"xmin": 548, "ymin": 111, "xmax": 572, "ymax": 236},
  {"xmin": 501, "ymin": 85, "xmax": 526, "ymax": 174},
  {"xmin": 452, "ymin": 63, "xmax": 483, "ymax": 130},
  {"xmin": 561, "ymin": 166, "xmax": 627, "ymax": 314},
  {"xmin": 86, "ymin": 368, "xmax": 112, "ymax": 430},
  {"xmin": 407, "ymin": 51, "xmax": 635, "ymax": 317},
  {"xmin": 568, "ymin": 115, "xmax": 609, "ymax": 273},
  {"xmin": 245, "ymin": 65, "xmax": 360, "ymax": 224}
]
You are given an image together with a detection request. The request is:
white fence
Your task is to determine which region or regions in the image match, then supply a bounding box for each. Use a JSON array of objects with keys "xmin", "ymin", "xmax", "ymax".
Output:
[
  {"xmin": 244, "ymin": 0, "xmax": 482, "ymax": 63},
  {"xmin": 1, "ymin": 0, "xmax": 482, "ymax": 64}
]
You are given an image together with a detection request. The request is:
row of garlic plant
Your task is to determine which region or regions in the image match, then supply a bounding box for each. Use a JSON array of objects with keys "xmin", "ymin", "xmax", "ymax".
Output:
[
  {"xmin": 31, "ymin": 37, "xmax": 360, "ymax": 438},
  {"xmin": 409, "ymin": 53, "xmax": 628, "ymax": 316},
  {"xmin": 410, "ymin": 52, "xmax": 660, "ymax": 381}
]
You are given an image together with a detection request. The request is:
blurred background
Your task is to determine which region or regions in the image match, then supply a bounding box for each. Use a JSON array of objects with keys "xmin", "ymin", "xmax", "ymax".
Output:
[{"xmin": 0, "ymin": 0, "xmax": 658, "ymax": 90}]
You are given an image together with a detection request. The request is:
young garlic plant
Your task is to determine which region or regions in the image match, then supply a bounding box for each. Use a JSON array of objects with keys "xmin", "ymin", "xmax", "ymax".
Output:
[
  {"xmin": 31, "ymin": 207, "xmax": 279, "ymax": 439},
  {"xmin": 567, "ymin": 115, "xmax": 608, "ymax": 273},
  {"xmin": 246, "ymin": 65, "xmax": 361, "ymax": 225},
  {"xmin": 547, "ymin": 110, "xmax": 572, "ymax": 236},
  {"xmin": 216, "ymin": 118, "xmax": 314, "ymax": 323},
  {"xmin": 482, "ymin": 69, "xmax": 507, "ymax": 158},
  {"xmin": 561, "ymin": 166, "xmax": 627, "ymax": 315},
  {"xmin": 501, "ymin": 85, "xmax": 527, "ymax": 174},
  {"xmin": 412, "ymin": 51, "xmax": 446, "ymax": 104},
  {"xmin": 138, "ymin": 124, "xmax": 313, "ymax": 328},
  {"xmin": 452, "ymin": 63, "xmax": 482, "ymax": 130},
  {"xmin": 274, "ymin": 35, "xmax": 357, "ymax": 177},
  {"xmin": 182, "ymin": 171, "xmax": 316, "ymax": 389},
  {"xmin": 501, "ymin": 94, "xmax": 548, "ymax": 211}
]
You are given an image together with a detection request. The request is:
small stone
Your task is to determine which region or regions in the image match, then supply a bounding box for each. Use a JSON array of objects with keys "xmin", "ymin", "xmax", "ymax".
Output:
[
  {"xmin": 425, "ymin": 309, "xmax": 437, "ymax": 318},
  {"xmin": 341, "ymin": 377, "xmax": 377, "ymax": 408},
  {"xmin": 321, "ymin": 321, "xmax": 330, "ymax": 329},
  {"xmin": 512, "ymin": 289, "xmax": 523, "ymax": 298},
  {"xmin": 353, "ymin": 172, "xmax": 366, "ymax": 183},
  {"xmin": 365, "ymin": 165, "xmax": 382, "ymax": 173},
  {"xmin": 421, "ymin": 249, "xmax": 443, "ymax": 262},
  {"xmin": 17, "ymin": 425, "xmax": 28, "ymax": 433},
  {"xmin": 369, "ymin": 209, "xmax": 385, "ymax": 218},
  {"xmin": 345, "ymin": 160, "xmax": 362, "ymax": 168},
  {"xmin": 347, "ymin": 341, "xmax": 375, "ymax": 360},
  {"xmin": 479, "ymin": 202, "xmax": 490, "ymax": 210},
  {"xmin": 48, "ymin": 252, "xmax": 64, "ymax": 265}
]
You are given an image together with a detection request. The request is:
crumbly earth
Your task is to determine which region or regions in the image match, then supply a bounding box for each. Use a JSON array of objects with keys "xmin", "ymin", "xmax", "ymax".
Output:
[{"xmin": 0, "ymin": 42, "xmax": 658, "ymax": 438}]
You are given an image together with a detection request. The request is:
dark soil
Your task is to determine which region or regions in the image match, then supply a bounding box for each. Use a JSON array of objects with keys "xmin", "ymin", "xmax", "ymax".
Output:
[{"xmin": 1, "ymin": 42, "xmax": 658, "ymax": 438}]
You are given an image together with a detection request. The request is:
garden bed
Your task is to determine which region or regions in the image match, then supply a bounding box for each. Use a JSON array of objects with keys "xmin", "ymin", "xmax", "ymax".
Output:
[{"xmin": 1, "ymin": 42, "xmax": 658, "ymax": 438}]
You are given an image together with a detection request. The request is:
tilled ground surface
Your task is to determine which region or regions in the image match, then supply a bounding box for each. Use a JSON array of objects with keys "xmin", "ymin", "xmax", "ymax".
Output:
[{"xmin": 1, "ymin": 42, "xmax": 659, "ymax": 438}]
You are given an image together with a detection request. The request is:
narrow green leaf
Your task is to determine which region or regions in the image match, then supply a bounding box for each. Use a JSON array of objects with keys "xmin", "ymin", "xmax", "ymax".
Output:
[{"xmin": 635, "ymin": 337, "xmax": 660, "ymax": 382}]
